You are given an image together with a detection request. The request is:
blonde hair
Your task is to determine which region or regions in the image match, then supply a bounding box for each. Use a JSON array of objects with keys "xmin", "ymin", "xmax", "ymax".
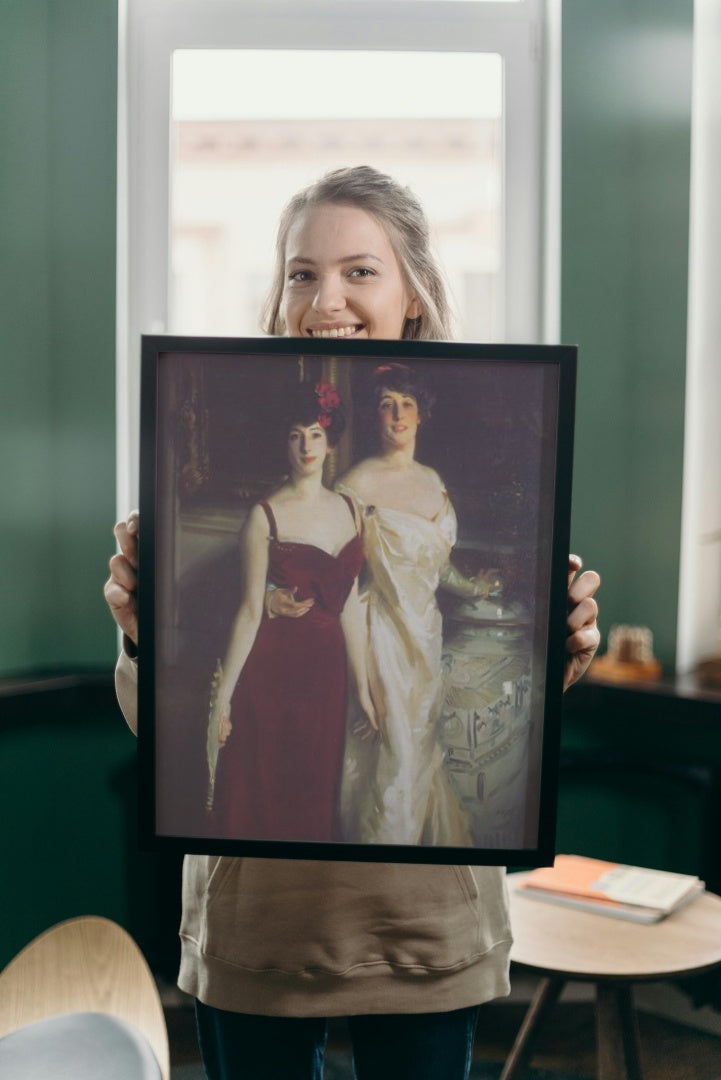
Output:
[{"xmin": 262, "ymin": 165, "xmax": 454, "ymax": 341}]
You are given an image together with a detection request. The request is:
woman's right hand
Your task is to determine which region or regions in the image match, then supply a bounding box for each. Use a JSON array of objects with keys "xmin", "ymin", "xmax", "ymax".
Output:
[
  {"xmin": 266, "ymin": 585, "xmax": 315, "ymax": 619},
  {"xmin": 472, "ymin": 568, "xmax": 503, "ymax": 600},
  {"xmin": 352, "ymin": 683, "xmax": 384, "ymax": 743},
  {"xmin": 104, "ymin": 510, "xmax": 139, "ymax": 645}
]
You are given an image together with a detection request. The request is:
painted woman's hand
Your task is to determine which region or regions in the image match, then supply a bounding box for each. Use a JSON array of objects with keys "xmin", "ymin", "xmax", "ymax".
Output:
[
  {"xmin": 564, "ymin": 554, "xmax": 601, "ymax": 691},
  {"xmin": 472, "ymin": 568, "xmax": 503, "ymax": 599},
  {"xmin": 104, "ymin": 510, "xmax": 139, "ymax": 645},
  {"xmin": 217, "ymin": 703, "xmax": 232, "ymax": 747},
  {"xmin": 352, "ymin": 682, "xmax": 385, "ymax": 743},
  {"xmin": 266, "ymin": 586, "xmax": 315, "ymax": 619}
]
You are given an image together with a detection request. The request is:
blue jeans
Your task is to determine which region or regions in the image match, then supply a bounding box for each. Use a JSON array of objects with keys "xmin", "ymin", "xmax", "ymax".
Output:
[{"xmin": 195, "ymin": 1000, "xmax": 481, "ymax": 1080}]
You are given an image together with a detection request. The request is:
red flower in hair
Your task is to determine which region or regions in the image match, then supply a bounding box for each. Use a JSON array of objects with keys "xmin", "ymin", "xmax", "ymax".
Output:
[
  {"xmin": 315, "ymin": 382, "xmax": 340, "ymax": 428},
  {"xmin": 316, "ymin": 382, "xmax": 340, "ymax": 412}
]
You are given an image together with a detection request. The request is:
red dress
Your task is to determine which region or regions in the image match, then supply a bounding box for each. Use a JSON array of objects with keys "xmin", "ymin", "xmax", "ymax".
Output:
[{"xmin": 213, "ymin": 499, "xmax": 363, "ymax": 843}]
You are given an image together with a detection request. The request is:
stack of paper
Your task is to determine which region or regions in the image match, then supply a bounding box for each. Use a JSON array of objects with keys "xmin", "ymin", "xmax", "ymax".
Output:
[{"xmin": 517, "ymin": 854, "xmax": 705, "ymax": 923}]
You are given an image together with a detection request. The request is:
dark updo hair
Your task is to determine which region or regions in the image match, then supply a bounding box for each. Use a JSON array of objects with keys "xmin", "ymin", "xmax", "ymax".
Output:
[
  {"xmin": 281, "ymin": 380, "xmax": 346, "ymax": 448},
  {"xmin": 371, "ymin": 363, "xmax": 436, "ymax": 424}
]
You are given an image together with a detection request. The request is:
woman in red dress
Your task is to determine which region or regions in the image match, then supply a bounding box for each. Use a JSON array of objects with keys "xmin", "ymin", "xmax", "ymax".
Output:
[{"xmin": 210, "ymin": 381, "xmax": 378, "ymax": 843}]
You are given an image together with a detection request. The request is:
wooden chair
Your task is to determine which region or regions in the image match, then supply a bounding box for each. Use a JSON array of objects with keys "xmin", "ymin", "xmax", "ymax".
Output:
[{"xmin": 0, "ymin": 915, "xmax": 170, "ymax": 1079}]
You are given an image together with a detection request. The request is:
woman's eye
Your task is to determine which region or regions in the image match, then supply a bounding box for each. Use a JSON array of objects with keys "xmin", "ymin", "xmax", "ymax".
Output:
[
  {"xmin": 288, "ymin": 270, "xmax": 312, "ymax": 283},
  {"xmin": 349, "ymin": 267, "xmax": 374, "ymax": 279}
]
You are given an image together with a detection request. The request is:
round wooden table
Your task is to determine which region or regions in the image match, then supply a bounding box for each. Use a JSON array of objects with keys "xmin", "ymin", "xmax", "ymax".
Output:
[{"xmin": 502, "ymin": 872, "xmax": 721, "ymax": 1080}]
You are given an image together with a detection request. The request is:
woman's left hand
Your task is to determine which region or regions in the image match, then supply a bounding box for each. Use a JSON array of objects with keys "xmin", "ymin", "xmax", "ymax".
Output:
[
  {"xmin": 352, "ymin": 686, "xmax": 384, "ymax": 743},
  {"xmin": 564, "ymin": 555, "xmax": 601, "ymax": 691}
]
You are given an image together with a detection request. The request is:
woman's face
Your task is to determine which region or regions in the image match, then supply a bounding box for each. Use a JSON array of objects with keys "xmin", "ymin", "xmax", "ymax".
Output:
[
  {"xmin": 377, "ymin": 388, "xmax": 420, "ymax": 449},
  {"xmin": 287, "ymin": 422, "xmax": 329, "ymax": 475},
  {"xmin": 281, "ymin": 203, "xmax": 421, "ymax": 341}
]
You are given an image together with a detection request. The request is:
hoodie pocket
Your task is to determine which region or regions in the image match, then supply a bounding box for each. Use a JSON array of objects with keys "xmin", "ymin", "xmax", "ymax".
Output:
[{"xmin": 185, "ymin": 856, "xmax": 509, "ymax": 976}]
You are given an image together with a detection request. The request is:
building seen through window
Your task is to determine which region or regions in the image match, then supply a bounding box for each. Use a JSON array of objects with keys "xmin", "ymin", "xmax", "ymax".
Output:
[{"xmin": 170, "ymin": 50, "xmax": 503, "ymax": 341}]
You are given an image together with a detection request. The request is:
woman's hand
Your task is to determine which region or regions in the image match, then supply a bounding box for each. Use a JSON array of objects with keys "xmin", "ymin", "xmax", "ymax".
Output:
[
  {"xmin": 564, "ymin": 554, "xmax": 601, "ymax": 691},
  {"xmin": 104, "ymin": 510, "xmax": 139, "ymax": 646},
  {"xmin": 217, "ymin": 702, "xmax": 232, "ymax": 747},
  {"xmin": 352, "ymin": 691, "xmax": 381, "ymax": 742},
  {"xmin": 352, "ymin": 680, "xmax": 385, "ymax": 743},
  {"xmin": 266, "ymin": 585, "xmax": 315, "ymax": 619},
  {"xmin": 472, "ymin": 568, "xmax": 503, "ymax": 599}
]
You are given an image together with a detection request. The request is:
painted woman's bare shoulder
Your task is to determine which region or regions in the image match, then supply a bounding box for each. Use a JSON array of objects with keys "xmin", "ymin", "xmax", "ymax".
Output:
[
  {"xmin": 244, "ymin": 501, "xmax": 272, "ymax": 538},
  {"xmin": 417, "ymin": 462, "xmax": 445, "ymax": 491},
  {"xmin": 338, "ymin": 457, "xmax": 382, "ymax": 498}
]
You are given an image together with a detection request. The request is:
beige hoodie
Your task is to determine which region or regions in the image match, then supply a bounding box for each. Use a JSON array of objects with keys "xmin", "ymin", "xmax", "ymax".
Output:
[{"xmin": 116, "ymin": 651, "xmax": 512, "ymax": 1016}]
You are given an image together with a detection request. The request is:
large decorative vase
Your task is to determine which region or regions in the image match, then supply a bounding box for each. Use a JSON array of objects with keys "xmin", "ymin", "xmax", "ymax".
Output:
[{"xmin": 440, "ymin": 596, "xmax": 532, "ymax": 849}]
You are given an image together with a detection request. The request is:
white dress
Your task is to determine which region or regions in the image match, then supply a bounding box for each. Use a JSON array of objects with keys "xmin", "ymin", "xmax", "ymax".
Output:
[{"xmin": 338, "ymin": 483, "xmax": 472, "ymax": 847}]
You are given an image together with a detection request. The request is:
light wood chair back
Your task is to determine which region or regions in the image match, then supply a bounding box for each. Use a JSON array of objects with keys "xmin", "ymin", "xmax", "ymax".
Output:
[{"xmin": 0, "ymin": 915, "xmax": 169, "ymax": 1080}]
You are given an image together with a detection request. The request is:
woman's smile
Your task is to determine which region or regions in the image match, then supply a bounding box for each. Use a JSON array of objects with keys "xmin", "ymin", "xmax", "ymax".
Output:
[{"xmin": 307, "ymin": 323, "xmax": 364, "ymax": 339}]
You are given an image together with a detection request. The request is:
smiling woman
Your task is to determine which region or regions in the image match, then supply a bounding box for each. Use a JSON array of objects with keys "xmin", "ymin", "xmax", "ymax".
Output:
[{"xmin": 263, "ymin": 165, "xmax": 450, "ymax": 341}]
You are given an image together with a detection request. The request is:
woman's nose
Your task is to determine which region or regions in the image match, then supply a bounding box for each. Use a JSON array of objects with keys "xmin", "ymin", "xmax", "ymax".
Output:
[
  {"xmin": 392, "ymin": 401, "xmax": 400, "ymax": 420},
  {"xmin": 313, "ymin": 274, "xmax": 344, "ymax": 314},
  {"xmin": 299, "ymin": 434, "xmax": 307, "ymax": 454}
]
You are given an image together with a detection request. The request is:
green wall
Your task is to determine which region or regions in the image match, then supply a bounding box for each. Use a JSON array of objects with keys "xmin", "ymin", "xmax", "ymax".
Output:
[
  {"xmin": 0, "ymin": 0, "xmax": 129, "ymax": 970},
  {"xmin": 0, "ymin": 0, "xmax": 118, "ymax": 675},
  {"xmin": 0, "ymin": 2, "xmax": 694, "ymax": 674},
  {"xmin": 562, "ymin": 0, "xmax": 693, "ymax": 669}
]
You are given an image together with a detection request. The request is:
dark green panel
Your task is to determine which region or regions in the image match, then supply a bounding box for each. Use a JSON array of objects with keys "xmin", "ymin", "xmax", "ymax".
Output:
[
  {"xmin": 0, "ymin": 685, "xmax": 132, "ymax": 966},
  {"xmin": 0, "ymin": 682, "xmax": 183, "ymax": 977},
  {"xmin": 556, "ymin": 771, "xmax": 708, "ymax": 877},
  {"xmin": 559, "ymin": 681, "xmax": 721, "ymax": 889},
  {"xmin": 47, "ymin": 0, "xmax": 118, "ymax": 667},
  {"xmin": 0, "ymin": 0, "xmax": 118, "ymax": 673},
  {"xmin": 0, "ymin": 1, "xmax": 55, "ymax": 668},
  {"xmin": 562, "ymin": 0, "xmax": 693, "ymax": 669}
]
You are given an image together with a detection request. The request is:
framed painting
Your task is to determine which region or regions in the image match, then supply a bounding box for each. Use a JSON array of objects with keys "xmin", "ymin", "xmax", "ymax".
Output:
[{"xmin": 138, "ymin": 335, "xmax": 576, "ymax": 865}]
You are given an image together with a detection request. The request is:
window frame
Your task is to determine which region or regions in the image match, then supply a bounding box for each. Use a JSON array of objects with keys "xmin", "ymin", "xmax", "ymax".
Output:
[{"xmin": 117, "ymin": 0, "xmax": 558, "ymax": 510}]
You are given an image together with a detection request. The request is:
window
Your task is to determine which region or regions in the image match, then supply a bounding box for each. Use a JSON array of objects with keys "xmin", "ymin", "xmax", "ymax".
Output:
[
  {"xmin": 118, "ymin": 0, "xmax": 556, "ymax": 509},
  {"xmin": 169, "ymin": 49, "xmax": 503, "ymax": 340}
]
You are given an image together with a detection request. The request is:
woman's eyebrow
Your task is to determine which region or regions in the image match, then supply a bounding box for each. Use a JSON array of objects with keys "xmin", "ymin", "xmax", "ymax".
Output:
[
  {"xmin": 339, "ymin": 253, "xmax": 384, "ymax": 264},
  {"xmin": 286, "ymin": 253, "xmax": 384, "ymax": 266}
]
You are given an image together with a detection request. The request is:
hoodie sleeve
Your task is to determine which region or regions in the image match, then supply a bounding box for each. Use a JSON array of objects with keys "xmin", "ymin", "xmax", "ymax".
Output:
[{"xmin": 115, "ymin": 646, "xmax": 139, "ymax": 736}]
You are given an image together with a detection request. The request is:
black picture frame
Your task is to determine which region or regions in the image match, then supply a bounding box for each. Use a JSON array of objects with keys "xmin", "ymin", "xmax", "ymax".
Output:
[{"xmin": 138, "ymin": 335, "xmax": 576, "ymax": 865}]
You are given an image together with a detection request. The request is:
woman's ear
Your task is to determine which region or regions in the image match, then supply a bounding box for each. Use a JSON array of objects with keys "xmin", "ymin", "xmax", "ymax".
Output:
[{"xmin": 406, "ymin": 296, "xmax": 423, "ymax": 320}]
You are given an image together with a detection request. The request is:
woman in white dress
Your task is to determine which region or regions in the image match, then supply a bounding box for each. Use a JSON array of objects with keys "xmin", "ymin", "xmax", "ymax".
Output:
[{"xmin": 336, "ymin": 363, "xmax": 494, "ymax": 846}]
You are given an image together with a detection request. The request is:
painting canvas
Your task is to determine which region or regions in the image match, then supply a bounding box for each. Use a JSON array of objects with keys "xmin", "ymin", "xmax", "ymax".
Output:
[{"xmin": 138, "ymin": 336, "xmax": 576, "ymax": 865}]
